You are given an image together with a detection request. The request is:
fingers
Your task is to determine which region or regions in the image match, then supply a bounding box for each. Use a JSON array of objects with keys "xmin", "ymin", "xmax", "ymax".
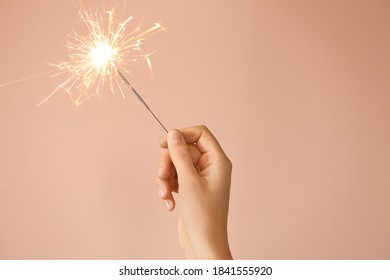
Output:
[
  {"xmin": 160, "ymin": 125, "xmax": 226, "ymax": 157},
  {"xmin": 158, "ymin": 149, "xmax": 178, "ymax": 193},
  {"xmin": 158, "ymin": 150, "xmax": 174, "ymax": 180},
  {"xmin": 157, "ymin": 176, "xmax": 176, "ymax": 211},
  {"xmin": 162, "ymin": 189, "xmax": 175, "ymax": 211},
  {"xmin": 157, "ymin": 150, "xmax": 177, "ymax": 211},
  {"xmin": 158, "ymin": 127, "xmax": 219, "ymax": 212},
  {"xmin": 166, "ymin": 129, "xmax": 198, "ymax": 179},
  {"xmin": 157, "ymin": 131, "xmax": 203, "ymax": 211}
]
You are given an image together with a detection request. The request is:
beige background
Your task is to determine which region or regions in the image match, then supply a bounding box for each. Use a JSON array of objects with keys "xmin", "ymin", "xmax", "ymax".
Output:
[{"xmin": 0, "ymin": 0, "xmax": 389, "ymax": 259}]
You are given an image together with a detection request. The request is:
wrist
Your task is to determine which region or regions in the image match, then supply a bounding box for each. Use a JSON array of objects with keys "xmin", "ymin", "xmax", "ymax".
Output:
[{"xmin": 186, "ymin": 234, "xmax": 233, "ymax": 260}]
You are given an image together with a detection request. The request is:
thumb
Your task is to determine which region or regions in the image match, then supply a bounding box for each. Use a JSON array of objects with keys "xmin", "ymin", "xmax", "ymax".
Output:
[{"xmin": 167, "ymin": 129, "xmax": 197, "ymax": 179}]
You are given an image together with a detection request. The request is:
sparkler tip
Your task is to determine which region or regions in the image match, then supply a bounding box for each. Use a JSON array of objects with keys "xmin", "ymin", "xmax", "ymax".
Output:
[{"xmin": 44, "ymin": 6, "xmax": 164, "ymax": 106}]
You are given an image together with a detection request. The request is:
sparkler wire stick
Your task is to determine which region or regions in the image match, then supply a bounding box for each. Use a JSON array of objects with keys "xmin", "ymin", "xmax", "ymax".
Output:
[{"xmin": 117, "ymin": 69, "xmax": 168, "ymax": 133}]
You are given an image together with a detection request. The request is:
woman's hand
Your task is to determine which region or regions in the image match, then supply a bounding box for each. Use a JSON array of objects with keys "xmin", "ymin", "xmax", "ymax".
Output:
[{"xmin": 156, "ymin": 126, "xmax": 233, "ymax": 259}]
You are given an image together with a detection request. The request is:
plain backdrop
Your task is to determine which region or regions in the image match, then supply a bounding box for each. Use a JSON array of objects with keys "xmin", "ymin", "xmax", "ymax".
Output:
[{"xmin": 0, "ymin": 0, "xmax": 389, "ymax": 259}]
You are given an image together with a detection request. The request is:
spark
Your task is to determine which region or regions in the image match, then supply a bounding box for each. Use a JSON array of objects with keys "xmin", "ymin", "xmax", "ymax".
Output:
[
  {"xmin": 0, "ymin": 70, "xmax": 56, "ymax": 88},
  {"xmin": 38, "ymin": 7, "xmax": 164, "ymax": 108}
]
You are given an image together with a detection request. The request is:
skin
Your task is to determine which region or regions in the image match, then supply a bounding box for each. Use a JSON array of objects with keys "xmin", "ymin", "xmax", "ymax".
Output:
[{"xmin": 156, "ymin": 125, "xmax": 233, "ymax": 260}]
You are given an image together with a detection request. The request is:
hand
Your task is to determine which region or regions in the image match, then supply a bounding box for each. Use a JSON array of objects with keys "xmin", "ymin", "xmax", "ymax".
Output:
[{"xmin": 156, "ymin": 125, "xmax": 233, "ymax": 259}]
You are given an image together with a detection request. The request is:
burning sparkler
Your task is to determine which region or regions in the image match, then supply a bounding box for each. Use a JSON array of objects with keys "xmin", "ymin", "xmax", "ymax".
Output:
[{"xmin": 39, "ymin": 5, "xmax": 168, "ymax": 132}]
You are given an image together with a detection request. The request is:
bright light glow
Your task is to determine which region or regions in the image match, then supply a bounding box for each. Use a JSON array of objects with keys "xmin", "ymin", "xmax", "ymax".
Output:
[
  {"xmin": 38, "ymin": 7, "xmax": 163, "ymax": 106},
  {"xmin": 90, "ymin": 42, "xmax": 116, "ymax": 68}
]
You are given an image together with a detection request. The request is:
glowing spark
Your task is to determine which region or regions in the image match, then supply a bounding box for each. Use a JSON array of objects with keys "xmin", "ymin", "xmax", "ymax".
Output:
[
  {"xmin": 90, "ymin": 42, "xmax": 115, "ymax": 68},
  {"xmin": 38, "ymin": 7, "xmax": 164, "ymax": 107},
  {"xmin": 0, "ymin": 71, "xmax": 56, "ymax": 88}
]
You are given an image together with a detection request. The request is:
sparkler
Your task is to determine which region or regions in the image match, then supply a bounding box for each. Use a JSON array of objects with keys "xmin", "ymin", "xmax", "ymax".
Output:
[{"xmin": 39, "ymin": 6, "xmax": 168, "ymax": 132}]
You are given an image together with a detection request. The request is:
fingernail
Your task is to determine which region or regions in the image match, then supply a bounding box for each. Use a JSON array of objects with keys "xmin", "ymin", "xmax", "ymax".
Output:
[
  {"xmin": 169, "ymin": 130, "xmax": 181, "ymax": 143},
  {"xmin": 165, "ymin": 200, "xmax": 172, "ymax": 210},
  {"xmin": 159, "ymin": 188, "xmax": 164, "ymax": 198}
]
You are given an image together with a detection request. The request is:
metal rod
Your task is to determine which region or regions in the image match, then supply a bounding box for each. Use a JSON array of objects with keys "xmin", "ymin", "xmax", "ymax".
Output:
[{"xmin": 117, "ymin": 70, "xmax": 168, "ymax": 133}]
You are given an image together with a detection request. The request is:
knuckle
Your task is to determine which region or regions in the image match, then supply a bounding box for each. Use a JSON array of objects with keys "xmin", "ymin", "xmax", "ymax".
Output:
[
  {"xmin": 225, "ymin": 156, "xmax": 233, "ymax": 170},
  {"xmin": 199, "ymin": 124, "xmax": 209, "ymax": 132},
  {"xmin": 219, "ymin": 156, "xmax": 233, "ymax": 172}
]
